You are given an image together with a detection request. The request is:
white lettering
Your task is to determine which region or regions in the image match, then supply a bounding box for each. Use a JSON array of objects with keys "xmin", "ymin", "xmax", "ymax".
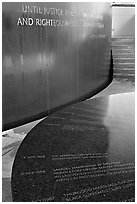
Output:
[
  {"xmin": 22, "ymin": 5, "xmax": 27, "ymax": 12},
  {"xmin": 17, "ymin": 18, "xmax": 23, "ymax": 25},
  {"xmin": 17, "ymin": 17, "xmax": 33, "ymax": 26},
  {"xmin": 36, "ymin": 18, "xmax": 41, "ymax": 26},
  {"xmin": 28, "ymin": 18, "xmax": 33, "ymax": 26}
]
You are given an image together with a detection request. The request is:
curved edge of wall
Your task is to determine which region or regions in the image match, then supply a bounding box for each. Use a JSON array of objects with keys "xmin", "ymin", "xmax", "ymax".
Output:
[{"xmin": 3, "ymin": 55, "xmax": 113, "ymax": 131}]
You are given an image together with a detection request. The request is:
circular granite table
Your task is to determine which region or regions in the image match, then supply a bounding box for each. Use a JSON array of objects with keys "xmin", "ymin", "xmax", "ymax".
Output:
[{"xmin": 11, "ymin": 92, "xmax": 135, "ymax": 202}]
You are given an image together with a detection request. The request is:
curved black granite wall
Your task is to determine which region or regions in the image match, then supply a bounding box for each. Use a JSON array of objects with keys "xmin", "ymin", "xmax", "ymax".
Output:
[{"xmin": 2, "ymin": 2, "xmax": 112, "ymax": 131}]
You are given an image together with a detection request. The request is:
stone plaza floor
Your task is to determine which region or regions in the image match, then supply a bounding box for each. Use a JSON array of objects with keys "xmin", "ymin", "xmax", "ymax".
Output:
[{"xmin": 2, "ymin": 78, "xmax": 135, "ymax": 202}]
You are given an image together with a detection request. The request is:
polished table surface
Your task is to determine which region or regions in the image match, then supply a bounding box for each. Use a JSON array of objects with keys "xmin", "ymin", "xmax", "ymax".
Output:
[{"xmin": 11, "ymin": 92, "xmax": 135, "ymax": 202}]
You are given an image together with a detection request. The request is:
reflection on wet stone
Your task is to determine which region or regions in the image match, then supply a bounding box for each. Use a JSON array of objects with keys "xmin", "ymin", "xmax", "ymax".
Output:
[{"xmin": 11, "ymin": 93, "xmax": 135, "ymax": 202}]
